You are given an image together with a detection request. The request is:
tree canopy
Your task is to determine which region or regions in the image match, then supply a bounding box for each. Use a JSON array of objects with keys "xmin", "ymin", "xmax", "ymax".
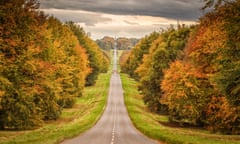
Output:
[
  {"xmin": 0, "ymin": 0, "xmax": 108, "ymax": 130},
  {"xmin": 121, "ymin": 0, "xmax": 240, "ymax": 134}
]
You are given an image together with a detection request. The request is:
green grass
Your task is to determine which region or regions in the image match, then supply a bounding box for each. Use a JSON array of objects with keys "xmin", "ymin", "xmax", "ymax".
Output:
[
  {"xmin": 121, "ymin": 73, "xmax": 240, "ymax": 144},
  {"xmin": 117, "ymin": 50, "xmax": 124, "ymax": 72},
  {"xmin": 0, "ymin": 71, "xmax": 111, "ymax": 144}
]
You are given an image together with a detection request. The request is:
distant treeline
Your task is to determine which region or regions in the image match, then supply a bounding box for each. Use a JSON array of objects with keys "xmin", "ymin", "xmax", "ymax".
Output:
[
  {"xmin": 0, "ymin": 0, "xmax": 109, "ymax": 130},
  {"xmin": 120, "ymin": 0, "xmax": 240, "ymax": 134},
  {"xmin": 96, "ymin": 36, "xmax": 139, "ymax": 50}
]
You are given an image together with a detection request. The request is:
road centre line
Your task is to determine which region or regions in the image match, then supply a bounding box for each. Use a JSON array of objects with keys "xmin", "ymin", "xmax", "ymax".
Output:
[{"xmin": 111, "ymin": 104, "xmax": 117, "ymax": 144}]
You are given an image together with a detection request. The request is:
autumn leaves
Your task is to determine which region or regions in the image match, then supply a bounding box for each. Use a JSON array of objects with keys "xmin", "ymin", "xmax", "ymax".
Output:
[
  {"xmin": 121, "ymin": 0, "xmax": 240, "ymax": 134},
  {"xmin": 0, "ymin": 0, "xmax": 109, "ymax": 129}
]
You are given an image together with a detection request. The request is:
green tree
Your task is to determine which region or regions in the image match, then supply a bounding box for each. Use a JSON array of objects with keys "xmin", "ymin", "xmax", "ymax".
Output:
[
  {"xmin": 96, "ymin": 36, "xmax": 115, "ymax": 51},
  {"xmin": 136, "ymin": 26, "xmax": 191, "ymax": 113},
  {"xmin": 121, "ymin": 32, "xmax": 159, "ymax": 80},
  {"xmin": 212, "ymin": 0, "xmax": 240, "ymax": 108}
]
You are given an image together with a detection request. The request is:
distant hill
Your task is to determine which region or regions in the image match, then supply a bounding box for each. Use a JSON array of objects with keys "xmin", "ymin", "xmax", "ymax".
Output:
[{"xmin": 96, "ymin": 36, "xmax": 139, "ymax": 50}]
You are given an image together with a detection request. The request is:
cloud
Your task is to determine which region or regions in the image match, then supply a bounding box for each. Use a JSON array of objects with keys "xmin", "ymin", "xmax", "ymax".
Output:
[
  {"xmin": 76, "ymin": 13, "xmax": 196, "ymax": 39},
  {"xmin": 39, "ymin": 0, "xmax": 205, "ymax": 21},
  {"xmin": 41, "ymin": 9, "xmax": 112, "ymax": 26},
  {"xmin": 123, "ymin": 20, "xmax": 139, "ymax": 25},
  {"xmin": 39, "ymin": 0, "xmax": 202, "ymax": 39}
]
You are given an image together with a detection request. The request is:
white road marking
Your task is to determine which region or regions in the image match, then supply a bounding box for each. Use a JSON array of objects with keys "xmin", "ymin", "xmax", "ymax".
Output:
[{"xmin": 111, "ymin": 104, "xmax": 117, "ymax": 144}]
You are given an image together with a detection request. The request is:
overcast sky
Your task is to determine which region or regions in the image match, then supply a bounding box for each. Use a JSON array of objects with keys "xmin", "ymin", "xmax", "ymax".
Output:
[{"xmin": 39, "ymin": 0, "xmax": 207, "ymax": 39}]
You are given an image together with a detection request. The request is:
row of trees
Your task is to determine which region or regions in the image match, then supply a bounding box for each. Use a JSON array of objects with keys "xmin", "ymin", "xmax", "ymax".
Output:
[
  {"xmin": 121, "ymin": 32, "xmax": 159, "ymax": 80},
  {"xmin": 96, "ymin": 36, "xmax": 139, "ymax": 51},
  {"xmin": 121, "ymin": 0, "xmax": 240, "ymax": 134},
  {"xmin": 67, "ymin": 22, "xmax": 109, "ymax": 86},
  {"xmin": 0, "ymin": 0, "xmax": 109, "ymax": 130},
  {"xmin": 121, "ymin": 26, "xmax": 191, "ymax": 112}
]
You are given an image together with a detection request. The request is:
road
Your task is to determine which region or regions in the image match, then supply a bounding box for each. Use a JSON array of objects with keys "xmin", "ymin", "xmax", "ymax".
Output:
[{"xmin": 61, "ymin": 49, "xmax": 158, "ymax": 144}]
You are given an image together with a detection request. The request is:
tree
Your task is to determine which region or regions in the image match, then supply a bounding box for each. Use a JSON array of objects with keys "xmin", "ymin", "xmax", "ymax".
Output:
[
  {"xmin": 202, "ymin": 0, "xmax": 235, "ymax": 9},
  {"xmin": 0, "ymin": 1, "xmax": 91, "ymax": 129},
  {"xmin": 0, "ymin": 0, "xmax": 47, "ymax": 129},
  {"xmin": 161, "ymin": 61, "xmax": 210, "ymax": 125},
  {"xmin": 121, "ymin": 32, "xmax": 159, "ymax": 80},
  {"xmin": 161, "ymin": 0, "xmax": 240, "ymax": 133},
  {"xmin": 205, "ymin": 95, "xmax": 239, "ymax": 134},
  {"xmin": 67, "ymin": 22, "xmax": 109, "ymax": 86},
  {"xmin": 119, "ymin": 50, "xmax": 130, "ymax": 71},
  {"xmin": 44, "ymin": 17, "xmax": 90, "ymax": 109},
  {"xmin": 136, "ymin": 26, "xmax": 191, "ymax": 113},
  {"xmin": 212, "ymin": 0, "xmax": 240, "ymax": 107},
  {"xmin": 96, "ymin": 36, "xmax": 115, "ymax": 51}
]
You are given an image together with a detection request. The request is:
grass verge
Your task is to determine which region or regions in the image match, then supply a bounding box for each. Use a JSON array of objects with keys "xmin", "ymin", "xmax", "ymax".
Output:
[
  {"xmin": 121, "ymin": 73, "xmax": 240, "ymax": 144},
  {"xmin": 0, "ymin": 72, "xmax": 111, "ymax": 144}
]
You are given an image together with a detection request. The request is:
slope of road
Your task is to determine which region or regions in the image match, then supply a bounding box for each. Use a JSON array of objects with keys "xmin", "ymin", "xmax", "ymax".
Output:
[
  {"xmin": 61, "ymin": 72, "xmax": 159, "ymax": 144},
  {"xmin": 61, "ymin": 49, "xmax": 158, "ymax": 144}
]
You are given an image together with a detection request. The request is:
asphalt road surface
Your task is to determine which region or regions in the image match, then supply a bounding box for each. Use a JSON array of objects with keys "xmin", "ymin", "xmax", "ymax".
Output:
[
  {"xmin": 61, "ymin": 73, "xmax": 158, "ymax": 144},
  {"xmin": 61, "ymin": 48, "xmax": 159, "ymax": 144}
]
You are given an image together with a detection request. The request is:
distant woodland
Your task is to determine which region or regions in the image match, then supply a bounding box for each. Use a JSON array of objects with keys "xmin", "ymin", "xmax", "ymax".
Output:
[{"xmin": 96, "ymin": 36, "xmax": 139, "ymax": 50}]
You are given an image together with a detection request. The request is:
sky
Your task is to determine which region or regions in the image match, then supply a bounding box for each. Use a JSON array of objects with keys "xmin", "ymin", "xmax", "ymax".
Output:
[{"xmin": 39, "ymin": 0, "xmax": 207, "ymax": 40}]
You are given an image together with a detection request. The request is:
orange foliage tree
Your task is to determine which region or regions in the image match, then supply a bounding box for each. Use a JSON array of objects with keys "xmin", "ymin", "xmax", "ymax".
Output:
[
  {"xmin": 67, "ymin": 22, "xmax": 109, "ymax": 86},
  {"xmin": 161, "ymin": 61, "xmax": 210, "ymax": 125},
  {"xmin": 135, "ymin": 26, "xmax": 191, "ymax": 113},
  {"xmin": 121, "ymin": 32, "xmax": 159, "ymax": 80},
  {"xmin": 161, "ymin": 0, "xmax": 240, "ymax": 133},
  {"xmin": 0, "ymin": 0, "xmax": 91, "ymax": 129}
]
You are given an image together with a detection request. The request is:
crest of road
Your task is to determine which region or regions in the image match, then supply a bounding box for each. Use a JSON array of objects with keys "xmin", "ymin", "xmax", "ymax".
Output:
[{"xmin": 61, "ymin": 48, "xmax": 159, "ymax": 144}]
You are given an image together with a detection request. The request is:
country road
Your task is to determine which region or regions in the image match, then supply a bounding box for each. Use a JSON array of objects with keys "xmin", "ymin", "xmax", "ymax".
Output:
[{"xmin": 61, "ymin": 49, "xmax": 159, "ymax": 144}]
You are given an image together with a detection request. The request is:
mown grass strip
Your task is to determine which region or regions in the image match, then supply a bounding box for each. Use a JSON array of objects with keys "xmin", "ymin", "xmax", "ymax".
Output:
[
  {"xmin": 121, "ymin": 73, "xmax": 240, "ymax": 144},
  {"xmin": 0, "ymin": 71, "xmax": 111, "ymax": 144}
]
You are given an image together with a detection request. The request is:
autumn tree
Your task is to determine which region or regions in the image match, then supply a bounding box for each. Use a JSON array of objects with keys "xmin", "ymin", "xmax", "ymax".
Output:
[
  {"xmin": 96, "ymin": 36, "xmax": 138, "ymax": 51},
  {"xmin": 96, "ymin": 36, "xmax": 115, "ymax": 51},
  {"xmin": 121, "ymin": 32, "xmax": 159, "ymax": 80},
  {"xmin": 209, "ymin": 0, "xmax": 240, "ymax": 133},
  {"xmin": 0, "ymin": 0, "xmax": 90, "ymax": 129},
  {"xmin": 42, "ymin": 17, "xmax": 90, "ymax": 109},
  {"xmin": 202, "ymin": 0, "xmax": 232, "ymax": 9},
  {"xmin": 67, "ymin": 22, "xmax": 109, "ymax": 86},
  {"xmin": 161, "ymin": 61, "xmax": 211, "ymax": 125},
  {"xmin": 136, "ymin": 26, "xmax": 191, "ymax": 113},
  {"xmin": 119, "ymin": 50, "xmax": 130, "ymax": 71},
  {"xmin": 0, "ymin": 0, "xmax": 49, "ymax": 129},
  {"xmin": 161, "ymin": 0, "xmax": 240, "ymax": 133},
  {"xmin": 116, "ymin": 37, "xmax": 131, "ymax": 50},
  {"xmin": 212, "ymin": 0, "xmax": 240, "ymax": 108}
]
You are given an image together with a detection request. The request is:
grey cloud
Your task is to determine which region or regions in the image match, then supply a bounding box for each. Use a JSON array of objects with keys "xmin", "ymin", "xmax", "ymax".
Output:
[
  {"xmin": 85, "ymin": 24, "xmax": 169, "ymax": 39},
  {"xmin": 39, "ymin": 0, "xmax": 206, "ymax": 21},
  {"xmin": 39, "ymin": 0, "xmax": 204, "ymax": 39},
  {"xmin": 41, "ymin": 9, "xmax": 112, "ymax": 26}
]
